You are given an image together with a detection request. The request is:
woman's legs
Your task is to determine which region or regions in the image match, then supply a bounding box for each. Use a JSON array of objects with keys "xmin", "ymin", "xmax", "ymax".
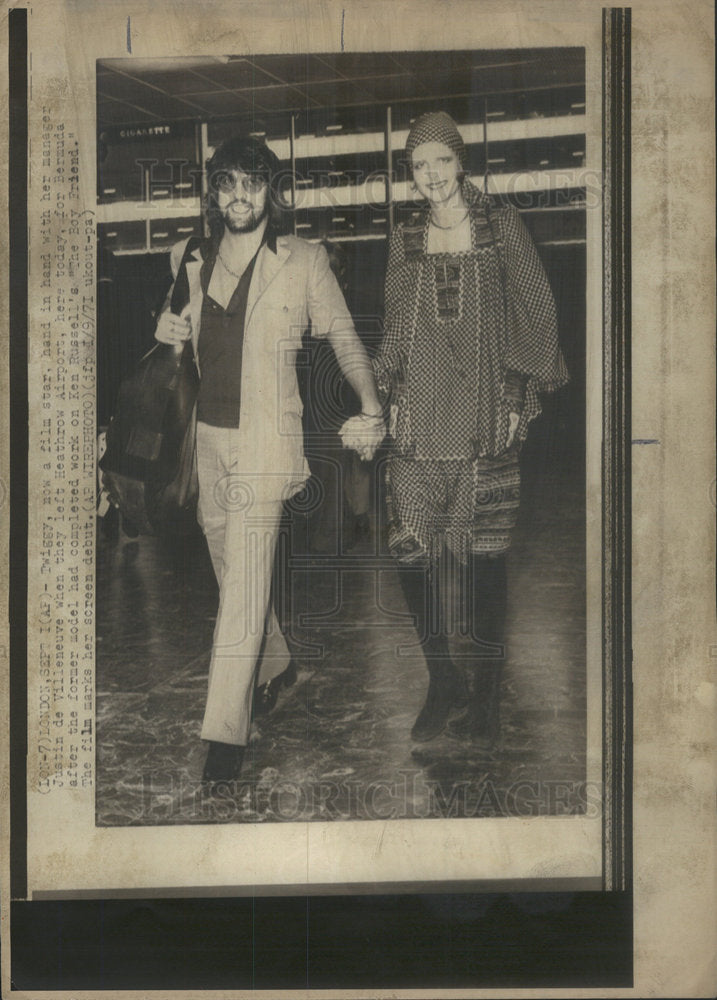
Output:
[
  {"xmin": 448, "ymin": 553, "xmax": 507, "ymax": 747},
  {"xmin": 397, "ymin": 557, "xmax": 469, "ymax": 742}
]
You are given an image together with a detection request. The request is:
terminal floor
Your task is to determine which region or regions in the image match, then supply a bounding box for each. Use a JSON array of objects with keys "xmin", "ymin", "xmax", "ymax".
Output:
[{"xmin": 95, "ymin": 463, "xmax": 588, "ymax": 827}]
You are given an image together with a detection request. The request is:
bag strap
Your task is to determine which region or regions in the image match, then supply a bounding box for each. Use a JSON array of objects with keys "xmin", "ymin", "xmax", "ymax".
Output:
[{"xmin": 169, "ymin": 236, "xmax": 203, "ymax": 316}]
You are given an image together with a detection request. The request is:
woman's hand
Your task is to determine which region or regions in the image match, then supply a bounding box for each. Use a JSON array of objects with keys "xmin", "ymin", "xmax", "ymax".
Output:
[
  {"xmin": 505, "ymin": 411, "xmax": 520, "ymax": 450},
  {"xmin": 155, "ymin": 309, "xmax": 192, "ymax": 346},
  {"xmin": 389, "ymin": 403, "xmax": 398, "ymax": 439},
  {"xmin": 339, "ymin": 413, "xmax": 386, "ymax": 461}
]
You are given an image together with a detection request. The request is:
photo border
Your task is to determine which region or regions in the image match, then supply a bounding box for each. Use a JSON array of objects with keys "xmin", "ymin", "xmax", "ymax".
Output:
[
  {"xmin": 6, "ymin": 2, "xmax": 637, "ymax": 990},
  {"xmin": 602, "ymin": 4, "xmax": 632, "ymax": 893}
]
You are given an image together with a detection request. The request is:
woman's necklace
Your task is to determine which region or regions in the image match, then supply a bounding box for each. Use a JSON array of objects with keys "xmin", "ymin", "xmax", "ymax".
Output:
[{"xmin": 429, "ymin": 209, "xmax": 469, "ymax": 231}]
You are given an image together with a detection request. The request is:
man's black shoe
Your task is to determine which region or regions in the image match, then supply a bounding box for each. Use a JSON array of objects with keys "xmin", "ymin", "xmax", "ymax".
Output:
[
  {"xmin": 202, "ymin": 741, "xmax": 245, "ymax": 783},
  {"xmin": 252, "ymin": 660, "xmax": 298, "ymax": 719}
]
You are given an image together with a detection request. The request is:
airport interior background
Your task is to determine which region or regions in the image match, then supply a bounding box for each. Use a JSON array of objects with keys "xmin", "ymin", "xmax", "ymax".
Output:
[{"xmin": 95, "ymin": 49, "xmax": 588, "ymax": 825}]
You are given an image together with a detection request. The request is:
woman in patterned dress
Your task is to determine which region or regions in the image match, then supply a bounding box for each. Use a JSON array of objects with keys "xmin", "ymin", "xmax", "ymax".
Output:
[{"xmin": 373, "ymin": 112, "xmax": 568, "ymax": 746}]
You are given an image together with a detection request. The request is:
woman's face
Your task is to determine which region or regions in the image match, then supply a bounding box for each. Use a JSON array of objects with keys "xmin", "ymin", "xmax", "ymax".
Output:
[{"xmin": 410, "ymin": 141, "xmax": 463, "ymax": 204}]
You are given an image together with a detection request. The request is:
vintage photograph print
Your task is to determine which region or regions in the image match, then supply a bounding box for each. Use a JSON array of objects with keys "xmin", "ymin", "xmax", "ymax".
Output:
[
  {"xmin": 93, "ymin": 48, "xmax": 591, "ymax": 828},
  {"xmin": 10, "ymin": 1, "xmax": 716, "ymax": 994}
]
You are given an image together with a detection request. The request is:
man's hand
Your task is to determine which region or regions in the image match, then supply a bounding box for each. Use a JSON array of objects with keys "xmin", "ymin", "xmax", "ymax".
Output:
[
  {"xmin": 339, "ymin": 413, "xmax": 386, "ymax": 462},
  {"xmin": 155, "ymin": 309, "xmax": 192, "ymax": 347}
]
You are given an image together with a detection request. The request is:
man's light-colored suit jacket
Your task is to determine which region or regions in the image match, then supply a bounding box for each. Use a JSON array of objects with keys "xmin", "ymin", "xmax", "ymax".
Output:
[{"xmin": 165, "ymin": 232, "xmax": 354, "ymax": 502}]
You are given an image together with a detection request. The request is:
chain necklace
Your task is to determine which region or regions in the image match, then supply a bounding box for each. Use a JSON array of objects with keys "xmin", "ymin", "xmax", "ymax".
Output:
[
  {"xmin": 217, "ymin": 250, "xmax": 245, "ymax": 280},
  {"xmin": 429, "ymin": 209, "xmax": 470, "ymax": 231}
]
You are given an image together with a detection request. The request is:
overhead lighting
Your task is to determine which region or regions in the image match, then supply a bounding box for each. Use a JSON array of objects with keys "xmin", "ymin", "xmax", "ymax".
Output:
[{"xmin": 325, "ymin": 124, "xmax": 343, "ymax": 132}]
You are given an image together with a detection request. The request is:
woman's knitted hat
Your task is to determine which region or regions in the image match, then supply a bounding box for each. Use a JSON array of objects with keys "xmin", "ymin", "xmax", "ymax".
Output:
[{"xmin": 405, "ymin": 111, "xmax": 467, "ymax": 167}]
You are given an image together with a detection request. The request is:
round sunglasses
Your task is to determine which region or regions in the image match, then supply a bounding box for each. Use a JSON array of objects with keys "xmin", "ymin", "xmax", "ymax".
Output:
[{"xmin": 211, "ymin": 170, "xmax": 268, "ymax": 195}]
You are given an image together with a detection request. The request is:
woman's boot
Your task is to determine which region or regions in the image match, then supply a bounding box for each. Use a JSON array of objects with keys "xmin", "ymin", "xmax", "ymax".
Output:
[
  {"xmin": 448, "ymin": 555, "xmax": 507, "ymax": 748},
  {"xmin": 448, "ymin": 661, "xmax": 502, "ymax": 747},
  {"xmin": 398, "ymin": 561, "xmax": 469, "ymax": 742}
]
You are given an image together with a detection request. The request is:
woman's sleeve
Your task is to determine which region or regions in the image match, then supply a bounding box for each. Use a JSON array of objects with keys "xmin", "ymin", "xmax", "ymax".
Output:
[
  {"xmin": 499, "ymin": 205, "xmax": 569, "ymax": 391},
  {"xmin": 372, "ymin": 226, "xmax": 407, "ymax": 402},
  {"xmin": 496, "ymin": 206, "xmax": 569, "ymax": 439}
]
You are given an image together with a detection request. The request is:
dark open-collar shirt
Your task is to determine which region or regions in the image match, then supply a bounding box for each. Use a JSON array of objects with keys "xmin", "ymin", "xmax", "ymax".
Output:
[{"xmin": 196, "ymin": 228, "xmax": 276, "ymax": 428}]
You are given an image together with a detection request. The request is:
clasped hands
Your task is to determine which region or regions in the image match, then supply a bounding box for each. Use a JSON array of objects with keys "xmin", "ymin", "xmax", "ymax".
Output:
[
  {"xmin": 340, "ymin": 410, "xmax": 515, "ymax": 461},
  {"xmin": 339, "ymin": 412, "xmax": 386, "ymax": 462}
]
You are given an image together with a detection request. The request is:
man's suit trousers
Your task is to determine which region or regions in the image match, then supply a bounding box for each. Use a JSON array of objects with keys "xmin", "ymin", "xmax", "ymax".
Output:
[{"xmin": 196, "ymin": 421, "xmax": 291, "ymax": 746}]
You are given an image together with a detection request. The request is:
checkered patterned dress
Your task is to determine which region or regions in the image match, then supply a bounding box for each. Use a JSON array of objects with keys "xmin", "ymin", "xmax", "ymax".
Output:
[{"xmin": 374, "ymin": 181, "xmax": 568, "ymax": 564}]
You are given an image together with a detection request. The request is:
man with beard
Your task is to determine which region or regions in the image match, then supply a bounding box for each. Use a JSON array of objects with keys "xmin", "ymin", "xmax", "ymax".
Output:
[{"xmin": 155, "ymin": 135, "xmax": 385, "ymax": 784}]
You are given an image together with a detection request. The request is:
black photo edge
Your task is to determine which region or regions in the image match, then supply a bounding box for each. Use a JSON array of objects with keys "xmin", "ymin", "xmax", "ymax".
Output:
[{"xmin": 8, "ymin": 6, "xmax": 633, "ymax": 991}]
